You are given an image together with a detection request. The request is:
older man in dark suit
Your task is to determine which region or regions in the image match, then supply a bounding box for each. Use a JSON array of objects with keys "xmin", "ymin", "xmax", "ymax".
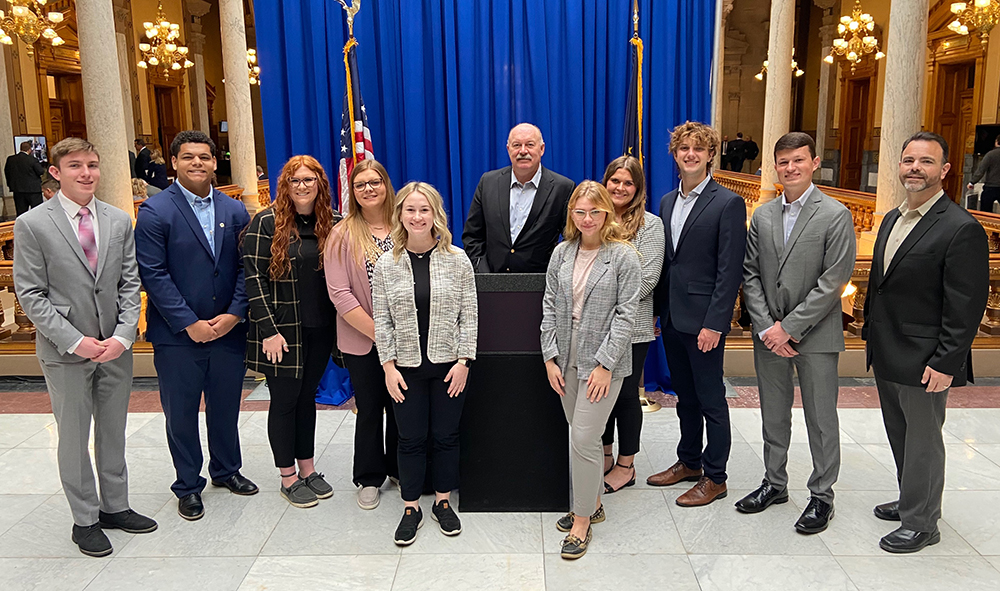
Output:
[
  {"xmin": 461, "ymin": 123, "xmax": 575, "ymax": 273},
  {"xmin": 864, "ymin": 131, "xmax": 989, "ymax": 553}
]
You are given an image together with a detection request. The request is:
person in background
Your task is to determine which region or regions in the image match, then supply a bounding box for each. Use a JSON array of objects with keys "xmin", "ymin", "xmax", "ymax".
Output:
[
  {"xmin": 244, "ymin": 155, "xmax": 339, "ymax": 509},
  {"xmin": 968, "ymin": 134, "xmax": 1000, "ymax": 213},
  {"xmin": 257, "ymin": 165, "xmax": 267, "ymax": 181},
  {"xmin": 134, "ymin": 138, "xmax": 151, "ymax": 182},
  {"xmin": 373, "ymin": 181, "xmax": 478, "ymax": 546},
  {"xmin": 727, "ymin": 132, "xmax": 746, "ymax": 172},
  {"xmin": 131, "ymin": 178, "xmax": 148, "ymax": 202},
  {"xmin": 145, "ymin": 148, "xmax": 170, "ymax": 191},
  {"xmin": 5, "ymin": 140, "xmax": 46, "ymax": 216},
  {"xmin": 41, "ymin": 172, "xmax": 59, "ymax": 201},
  {"xmin": 743, "ymin": 135, "xmax": 761, "ymax": 172}
]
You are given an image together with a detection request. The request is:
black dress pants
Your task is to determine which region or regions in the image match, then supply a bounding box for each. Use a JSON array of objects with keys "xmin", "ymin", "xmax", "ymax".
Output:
[
  {"xmin": 602, "ymin": 341, "xmax": 651, "ymax": 456},
  {"xmin": 14, "ymin": 192, "xmax": 42, "ymax": 216},
  {"xmin": 979, "ymin": 186, "xmax": 999, "ymax": 213},
  {"xmin": 343, "ymin": 348, "xmax": 399, "ymax": 487},
  {"xmin": 265, "ymin": 326, "xmax": 336, "ymax": 468}
]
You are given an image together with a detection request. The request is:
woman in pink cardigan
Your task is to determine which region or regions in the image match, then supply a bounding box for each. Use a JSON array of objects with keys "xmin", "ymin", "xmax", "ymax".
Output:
[{"xmin": 324, "ymin": 159, "xmax": 399, "ymax": 510}]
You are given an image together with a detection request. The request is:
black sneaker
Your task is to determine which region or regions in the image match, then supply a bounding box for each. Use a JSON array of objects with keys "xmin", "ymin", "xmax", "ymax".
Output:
[
  {"xmin": 431, "ymin": 500, "xmax": 462, "ymax": 536},
  {"xmin": 394, "ymin": 506, "xmax": 423, "ymax": 546},
  {"xmin": 99, "ymin": 509, "xmax": 158, "ymax": 534},
  {"xmin": 72, "ymin": 523, "xmax": 112, "ymax": 558},
  {"xmin": 556, "ymin": 505, "xmax": 605, "ymax": 532}
]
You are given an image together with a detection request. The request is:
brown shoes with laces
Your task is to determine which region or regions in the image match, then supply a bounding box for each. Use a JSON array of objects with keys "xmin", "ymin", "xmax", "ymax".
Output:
[
  {"xmin": 676, "ymin": 476, "xmax": 728, "ymax": 507},
  {"xmin": 646, "ymin": 460, "xmax": 703, "ymax": 487}
]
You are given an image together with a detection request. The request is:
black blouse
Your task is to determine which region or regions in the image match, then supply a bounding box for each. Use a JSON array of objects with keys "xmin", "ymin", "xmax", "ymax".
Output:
[
  {"xmin": 294, "ymin": 214, "xmax": 336, "ymax": 328},
  {"xmin": 407, "ymin": 248, "xmax": 433, "ymax": 362}
]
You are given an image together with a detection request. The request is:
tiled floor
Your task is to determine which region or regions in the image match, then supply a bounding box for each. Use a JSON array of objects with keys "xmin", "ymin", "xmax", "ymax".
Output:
[{"xmin": 1, "ymin": 405, "xmax": 1000, "ymax": 590}]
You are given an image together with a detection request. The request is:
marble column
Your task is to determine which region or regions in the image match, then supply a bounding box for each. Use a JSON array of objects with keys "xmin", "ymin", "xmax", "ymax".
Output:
[
  {"xmin": 186, "ymin": 0, "xmax": 212, "ymax": 135},
  {"xmin": 712, "ymin": 0, "xmax": 735, "ymax": 170},
  {"xmin": 115, "ymin": 34, "xmax": 136, "ymax": 148},
  {"xmin": 814, "ymin": 0, "xmax": 838, "ymax": 179},
  {"xmin": 219, "ymin": 0, "xmax": 258, "ymax": 214},
  {"xmin": 759, "ymin": 0, "xmax": 795, "ymax": 205},
  {"xmin": 77, "ymin": 0, "xmax": 134, "ymax": 216},
  {"xmin": 0, "ymin": 46, "xmax": 16, "ymax": 196}
]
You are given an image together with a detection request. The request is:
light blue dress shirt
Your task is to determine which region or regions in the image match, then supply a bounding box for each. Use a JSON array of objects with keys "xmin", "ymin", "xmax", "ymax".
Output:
[
  {"xmin": 509, "ymin": 166, "xmax": 543, "ymax": 244},
  {"xmin": 177, "ymin": 181, "xmax": 216, "ymax": 254}
]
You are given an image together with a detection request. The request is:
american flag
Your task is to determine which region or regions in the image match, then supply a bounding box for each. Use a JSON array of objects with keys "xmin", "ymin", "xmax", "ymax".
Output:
[{"xmin": 338, "ymin": 38, "xmax": 373, "ymax": 213}]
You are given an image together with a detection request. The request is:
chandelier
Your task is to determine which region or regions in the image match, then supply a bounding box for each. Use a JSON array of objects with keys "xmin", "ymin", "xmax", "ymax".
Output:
[
  {"xmin": 248, "ymin": 49, "xmax": 261, "ymax": 85},
  {"xmin": 824, "ymin": 0, "xmax": 884, "ymax": 74},
  {"xmin": 755, "ymin": 48, "xmax": 804, "ymax": 81},
  {"xmin": 137, "ymin": 1, "xmax": 193, "ymax": 76},
  {"xmin": 949, "ymin": 1, "xmax": 1000, "ymax": 47},
  {"xmin": 0, "ymin": 0, "xmax": 65, "ymax": 56}
]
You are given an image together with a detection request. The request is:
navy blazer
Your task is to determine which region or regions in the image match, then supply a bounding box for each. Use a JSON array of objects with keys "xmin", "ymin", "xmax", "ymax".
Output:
[
  {"xmin": 134, "ymin": 181, "xmax": 251, "ymax": 347},
  {"xmin": 655, "ymin": 177, "xmax": 747, "ymax": 335}
]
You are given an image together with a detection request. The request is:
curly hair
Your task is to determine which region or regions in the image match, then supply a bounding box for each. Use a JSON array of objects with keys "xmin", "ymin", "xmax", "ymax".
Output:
[
  {"xmin": 668, "ymin": 121, "xmax": 720, "ymax": 173},
  {"xmin": 269, "ymin": 155, "xmax": 336, "ymax": 280},
  {"xmin": 562, "ymin": 181, "xmax": 627, "ymax": 245},
  {"xmin": 602, "ymin": 155, "xmax": 646, "ymax": 241}
]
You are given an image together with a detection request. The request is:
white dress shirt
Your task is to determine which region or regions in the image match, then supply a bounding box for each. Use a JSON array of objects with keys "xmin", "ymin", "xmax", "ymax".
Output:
[
  {"xmin": 670, "ymin": 174, "xmax": 712, "ymax": 251},
  {"xmin": 781, "ymin": 185, "xmax": 811, "ymax": 245},
  {"xmin": 509, "ymin": 166, "xmax": 543, "ymax": 244}
]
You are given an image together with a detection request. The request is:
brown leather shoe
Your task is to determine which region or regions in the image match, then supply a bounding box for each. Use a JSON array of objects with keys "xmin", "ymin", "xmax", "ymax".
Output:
[
  {"xmin": 675, "ymin": 476, "xmax": 728, "ymax": 507},
  {"xmin": 646, "ymin": 461, "xmax": 703, "ymax": 487}
]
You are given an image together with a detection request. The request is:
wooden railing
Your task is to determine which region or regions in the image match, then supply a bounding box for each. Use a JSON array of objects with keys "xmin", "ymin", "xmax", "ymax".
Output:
[{"xmin": 257, "ymin": 179, "xmax": 271, "ymax": 210}]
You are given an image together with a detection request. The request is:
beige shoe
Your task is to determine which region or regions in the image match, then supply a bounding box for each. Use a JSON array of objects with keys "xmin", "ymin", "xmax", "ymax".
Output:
[{"xmin": 358, "ymin": 485, "xmax": 380, "ymax": 510}]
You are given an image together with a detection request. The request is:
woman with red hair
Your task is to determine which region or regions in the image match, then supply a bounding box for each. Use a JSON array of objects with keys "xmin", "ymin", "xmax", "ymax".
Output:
[{"xmin": 244, "ymin": 155, "xmax": 340, "ymax": 508}]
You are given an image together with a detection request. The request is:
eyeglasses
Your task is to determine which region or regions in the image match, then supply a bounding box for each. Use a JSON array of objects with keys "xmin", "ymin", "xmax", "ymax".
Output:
[
  {"xmin": 288, "ymin": 177, "xmax": 318, "ymax": 187},
  {"xmin": 571, "ymin": 209, "xmax": 605, "ymax": 219},
  {"xmin": 353, "ymin": 179, "xmax": 383, "ymax": 191}
]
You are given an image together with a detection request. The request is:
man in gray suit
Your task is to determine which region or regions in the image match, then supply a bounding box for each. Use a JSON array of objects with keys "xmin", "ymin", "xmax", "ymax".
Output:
[
  {"xmin": 13, "ymin": 137, "xmax": 157, "ymax": 558},
  {"xmin": 738, "ymin": 132, "xmax": 856, "ymax": 534}
]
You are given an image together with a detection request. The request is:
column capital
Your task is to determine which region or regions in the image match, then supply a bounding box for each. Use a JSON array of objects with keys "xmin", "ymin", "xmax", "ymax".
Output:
[
  {"xmin": 186, "ymin": 0, "xmax": 213, "ymax": 19},
  {"xmin": 813, "ymin": 0, "xmax": 838, "ymax": 11}
]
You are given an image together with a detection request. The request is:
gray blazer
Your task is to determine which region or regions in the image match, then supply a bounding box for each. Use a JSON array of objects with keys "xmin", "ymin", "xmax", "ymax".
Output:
[
  {"xmin": 541, "ymin": 239, "xmax": 641, "ymax": 380},
  {"xmin": 372, "ymin": 245, "xmax": 478, "ymax": 367},
  {"xmin": 631, "ymin": 212, "xmax": 665, "ymax": 344},
  {"xmin": 13, "ymin": 196, "xmax": 142, "ymax": 362},
  {"xmin": 743, "ymin": 185, "xmax": 856, "ymax": 353}
]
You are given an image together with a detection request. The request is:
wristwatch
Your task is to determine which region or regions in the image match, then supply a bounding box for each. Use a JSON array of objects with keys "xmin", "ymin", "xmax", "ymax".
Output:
[{"xmin": 457, "ymin": 358, "xmax": 470, "ymax": 367}]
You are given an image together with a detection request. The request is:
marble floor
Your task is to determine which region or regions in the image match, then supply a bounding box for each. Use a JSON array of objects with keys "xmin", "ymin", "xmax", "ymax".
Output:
[{"xmin": 1, "ymin": 406, "xmax": 1000, "ymax": 590}]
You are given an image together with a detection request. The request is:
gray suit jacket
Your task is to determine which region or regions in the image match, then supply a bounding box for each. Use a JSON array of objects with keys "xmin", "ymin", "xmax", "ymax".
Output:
[
  {"xmin": 541, "ymin": 239, "xmax": 641, "ymax": 380},
  {"xmin": 743, "ymin": 185, "xmax": 856, "ymax": 353},
  {"xmin": 13, "ymin": 196, "xmax": 141, "ymax": 362}
]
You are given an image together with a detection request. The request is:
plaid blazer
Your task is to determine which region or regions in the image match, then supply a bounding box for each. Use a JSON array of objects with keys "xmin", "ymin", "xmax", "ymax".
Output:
[{"xmin": 243, "ymin": 207, "xmax": 342, "ymax": 378}]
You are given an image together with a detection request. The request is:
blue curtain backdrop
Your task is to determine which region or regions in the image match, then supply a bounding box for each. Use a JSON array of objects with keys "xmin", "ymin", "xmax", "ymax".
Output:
[{"xmin": 255, "ymin": 0, "xmax": 716, "ymax": 234}]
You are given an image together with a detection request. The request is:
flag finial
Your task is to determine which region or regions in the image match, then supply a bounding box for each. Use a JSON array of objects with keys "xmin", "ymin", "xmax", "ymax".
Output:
[
  {"xmin": 633, "ymin": 0, "xmax": 639, "ymax": 37},
  {"xmin": 337, "ymin": 0, "xmax": 362, "ymax": 38}
]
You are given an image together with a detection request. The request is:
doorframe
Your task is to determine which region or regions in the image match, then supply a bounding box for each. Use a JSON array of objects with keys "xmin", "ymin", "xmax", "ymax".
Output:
[
  {"xmin": 836, "ymin": 59, "xmax": 878, "ymax": 189},
  {"xmin": 925, "ymin": 35, "xmax": 985, "ymax": 173}
]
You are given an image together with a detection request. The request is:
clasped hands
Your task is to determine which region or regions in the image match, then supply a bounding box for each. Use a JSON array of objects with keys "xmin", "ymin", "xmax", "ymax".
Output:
[
  {"xmin": 74, "ymin": 336, "xmax": 125, "ymax": 363},
  {"xmin": 185, "ymin": 314, "xmax": 241, "ymax": 343},
  {"xmin": 762, "ymin": 321, "xmax": 798, "ymax": 358}
]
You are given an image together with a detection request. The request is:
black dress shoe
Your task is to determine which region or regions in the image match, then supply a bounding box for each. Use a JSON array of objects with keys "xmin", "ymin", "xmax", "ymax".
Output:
[
  {"xmin": 99, "ymin": 509, "xmax": 158, "ymax": 534},
  {"xmin": 873, "ymin": 500, "xmax": 900, "ymax": 521},
  {"xmin": 735, "ymin": 480, "xmax": 789, "ymax": 514},
  {"xmin": 178, "ymin": 493, "xmax": 205, "ymax": 521},
  {"xmin": 72, "ymin": 523, "xmax": 112, "ymax": 557},
  {"xmin": 211, "ymin": 472, "xmax": 259, "ymax": 496},
  {"xmin": 794, "ymin": 497, "xmax": 834, "ymax": 534},
  {"xmin": 879, "ymin": 527, "xmax": 941, "ymax": 553}
]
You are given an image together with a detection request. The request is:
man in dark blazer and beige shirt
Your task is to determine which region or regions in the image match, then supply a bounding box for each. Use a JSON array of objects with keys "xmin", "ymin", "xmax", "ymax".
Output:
[
  {"xmin": 739, "ymin": 132, "xmax": 856, "ymax": 534},
  {"xmin": 462, "ymin": 123, "xmax": 575, "ymax": 273},
  {"xmin": 864, "ymin": 131, "xmax": 989, "ymax": 553}
]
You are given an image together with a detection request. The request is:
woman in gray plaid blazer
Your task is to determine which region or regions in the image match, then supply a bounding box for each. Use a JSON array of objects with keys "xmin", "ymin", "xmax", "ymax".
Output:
[
  {"xmin": 372, "ymin": 182, "xmax": 478, "ymax": 546},
  {"xmin": 541, "ymin": 181, "xmax": 641, "ymax": 559}
]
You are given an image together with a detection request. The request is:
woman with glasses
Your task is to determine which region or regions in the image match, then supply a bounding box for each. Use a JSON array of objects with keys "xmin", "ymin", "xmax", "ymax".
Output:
[
  {"xmin": 372, "ymin": 182, "xmax": 477, "ymax": 546},
  {"xmin": 324, "ymin": 160, "xmax": 400, "ymax": 510},
  {"xmin": 541, "ymin": 181, "xmax": 640, "ymax": 559},
  {"xmin": 244, "ymin": 155, "xmax": 340, "ymax": 508},
  {"xmin": 600, "ymin": 156, "xmax": 665, "ymax": 494}
]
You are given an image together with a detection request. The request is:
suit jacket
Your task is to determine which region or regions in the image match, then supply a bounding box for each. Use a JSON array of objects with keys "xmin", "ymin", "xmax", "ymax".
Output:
[
  {"xmin": 863, "ymin": 194, "xmax": 989, "ymax": 387},
  {"xmin": 134, "ymin": 181, "xmax": 250, "ymax": 348},
  {"xmin": 655, "ymin": 178, "xmax": 747, "ymax": 335},
  {"xmin": 4, "ymin": 152, "xmax": 45, "ymax": 193},
  {"xmin": 13, "ymin": 195, "xmax": 141, "ymax": 362},
  {"xmin": 541, "ymin": 240, "xmax": 641, "ymax": 380},
  {"xmin": 461, "ymin": 165, "xmax": 575, "ymax": 273},
  {"xmin": 743, "ymin": 186, "xmax": 856, "ymax": 353},
  {"xmin": 129, "ymin": 151, "xmax": 137, "ymax": 179},
  {"xmin": 146, "ymin": 162, "xmax": 170, "ymax": 190},
  {"xmin": 135, "ymin": 147, "xmax": 151, "ymax": 181}
]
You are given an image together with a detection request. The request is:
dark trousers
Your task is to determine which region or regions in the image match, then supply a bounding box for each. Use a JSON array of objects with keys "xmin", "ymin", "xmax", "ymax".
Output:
[
  {"xmin": 875, "ymin": 370, "xmax": 948, "ymax": 532},
  {"xmin": 979, "ymin": 186, "xmax": 1000, "ymax": 213},
  {"xmin": 663, "ymin": 319, "xmax": 730, "ymax": 483},
  {"xmin": 343, "ymin": 348, "xmax": 399, "ymax": 487},
  {"xmin": 14, "ymin": 192, "xmax": 42, "ymax": 216},
  {"xmin": 602, "ymin": 341, "xmax": 651, "ymax": 456},
  {"xmin": 153, "ymin": 342, "xmax": 246, "ymax": 497},
  {"xmin": 727, "ymin": 158, "xmax": 746, "ymax": 172},
  {"xmin": 394, "ymin": 361, "xmax": 465, "ymax": 502},
  {"xmin": 265, "ymin": 327, "xmax": 336, "ymax": 468}
]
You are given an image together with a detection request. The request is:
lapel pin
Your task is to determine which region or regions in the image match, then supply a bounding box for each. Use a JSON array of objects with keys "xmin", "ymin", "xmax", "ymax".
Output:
[{"xmin": 220, "ymin": 222, "xmax": 225, "ymax": 227}]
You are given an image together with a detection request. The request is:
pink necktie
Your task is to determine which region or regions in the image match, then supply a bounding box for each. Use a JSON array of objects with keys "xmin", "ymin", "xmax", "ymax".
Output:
[{"xmin": 77, "ymin": 207, "xmax": 98, "ymax": 273}]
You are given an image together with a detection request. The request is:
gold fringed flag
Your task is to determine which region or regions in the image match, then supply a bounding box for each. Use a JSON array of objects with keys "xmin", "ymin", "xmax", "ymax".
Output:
[{"xmin": 622, "ymin": 0, "xmax": 644, "ymax": 165}]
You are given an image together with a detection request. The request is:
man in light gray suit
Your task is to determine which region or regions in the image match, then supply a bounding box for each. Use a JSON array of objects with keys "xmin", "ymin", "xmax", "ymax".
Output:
[
  {"xmin": 738, "ymin": 132, "xmax": 856, "ymax": 534},
  {"xmin": 13, "ymin": 137, "xmax": 157, "ymax": 558}
]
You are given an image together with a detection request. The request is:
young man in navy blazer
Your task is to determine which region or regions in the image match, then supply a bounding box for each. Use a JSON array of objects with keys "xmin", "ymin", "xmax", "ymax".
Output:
[
  {"xmin": 647, "ymin": 121, "xmax": 747, "ymax": 507},
  {"xmin": 134, "ymin": 130, "xmax": 257, "ymax": 521}
]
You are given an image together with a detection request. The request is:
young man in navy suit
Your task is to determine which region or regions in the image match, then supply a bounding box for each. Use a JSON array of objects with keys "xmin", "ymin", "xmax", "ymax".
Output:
[
  {"xmin": 134, "ymin": 130, "xmax": 257, "ymax": 521},
  {"xmin": 647, "ymin": 121, "xmax": 747, "ymax": 507}
]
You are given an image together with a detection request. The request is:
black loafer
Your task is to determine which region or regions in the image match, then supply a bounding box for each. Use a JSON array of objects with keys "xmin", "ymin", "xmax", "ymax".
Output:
[
  {"xmin": 873, "ymin": 500, "xmax": 900, "ymax": 521},
  {"xmin": 178, "ymin": 493, "xmax": 205, "ymax": 521},
  {"xmin": 211, "ymin": 472, "xmax": 259, "ymax": 496},
  {"xmin": 735, "ymin": 480, "xmax": 789, "ymax": 514},
  {"xmin": 72, "ymin": 523, "xmax": 112, "ymax": 557},
  {"xmin": 99, "ymin": 509, "xmax": 158, "ymax": 534},
  {"xmin": 795, "ymin": 497, "xmax": 834, "ymax": 534},
  {"xmin": 879, "ymin": 527, "xmax": 941, "ymax": 553}
]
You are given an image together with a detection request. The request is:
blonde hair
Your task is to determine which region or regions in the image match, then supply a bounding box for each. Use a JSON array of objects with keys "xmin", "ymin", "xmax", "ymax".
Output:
[
  {"xmin": 668, "ymin": 121, "xmax": 720, "ymax": 173},
  {"xmin": 327, "ymin": 159, "xmax": 396, "ymax": 268},
  {"xmin": 150, "ymin": 148, "xmax": 166, "ymax": 165},
  {"xmin": 563, "ymin": 181, "xmax": 627, "ymax": 245},
  {"xmin": 390, "ymin": 182, "xmax": 456, "ymax": 260},
  {"xmin": 131, "ymin": 178, "xmax": 148, "ymax": 198}
]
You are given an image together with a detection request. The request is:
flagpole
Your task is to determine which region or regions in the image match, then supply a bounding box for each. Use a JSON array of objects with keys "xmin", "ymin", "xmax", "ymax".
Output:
[{"xmin": 338, "ymin": 1, "xmax": 362, "ymax": 177}]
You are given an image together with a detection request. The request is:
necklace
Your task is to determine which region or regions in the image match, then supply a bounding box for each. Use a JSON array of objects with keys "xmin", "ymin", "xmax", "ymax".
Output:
[{"xmin": 410, "ymin": 246, "xmax": 434, "ymax": 259}]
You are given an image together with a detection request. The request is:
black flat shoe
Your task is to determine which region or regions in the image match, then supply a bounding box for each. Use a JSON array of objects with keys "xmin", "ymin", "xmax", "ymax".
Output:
[
  {"xmin": 879, "ymin": 527, "xmax": 941, "ymax": 553},
  {"xmin": 873, "ymin": 500, "xmax": 900, "ymax": 521},
  {"xmin": 211, "ymin": 472, "xmax": 259, "ymax": 496},
  {"xmin": 603, "ymin": 462, "xmax": 636, "ymax": 494},
  {"xmin": 99, "ymin": 509, "xmax": 158, "ymax": 534},
  {"xmin": 178, "ymin": 492, "xmax": 204, "ymax": 521},
  {"xmin": 794, "ymin": 497, "xmax": 834, "ymax": 534},
  {"xmin": 735, "ymin": 480, "xmax": 789, "ymax": 514},
  {"xmin": 72, "ymin": 523, "xmax": 112, "ymax": 557}
]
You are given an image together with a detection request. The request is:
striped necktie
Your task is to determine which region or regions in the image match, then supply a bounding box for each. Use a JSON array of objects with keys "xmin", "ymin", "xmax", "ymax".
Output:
[{"xmin": 77, "ymin": 207, "xmax": 98, "ymax": 273}]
